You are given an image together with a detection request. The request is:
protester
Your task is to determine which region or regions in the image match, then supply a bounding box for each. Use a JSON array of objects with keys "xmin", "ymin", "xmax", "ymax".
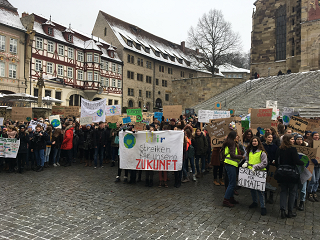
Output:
[
  {"xmin": 16, "ymin": 125, "xmax": 29, "ymax": 173},
  {"xmin": 192, "ymin": 128, "xmax": 208, "ymax": 178},
  {"xmin": 110, "ymin": 122, "xmax": 120, "ymax": 167},
  {"xmin": 242, "ymin": 129, "xmax": 253, "ymax": 148},
  {"xmin": 82, "ymin": 124, "xmax": 94, "ymax": 167},
  {"xmin": 31, "ymin": 125, "xmax": 48, "ymax": 172},
  {"xmin": 44, "ymin": 126, "xmax": 53, "ymax": 168},
  {"xmin": 52, "ymin": 128, "xmax": 63, "ymax": 167},
  {"xmin": 61, "ymin": 122, "xmax": 74, "ymax": 167},
  {"xmin": 93, "ymin": 121, "xmax": 107, "ymax": 168}
]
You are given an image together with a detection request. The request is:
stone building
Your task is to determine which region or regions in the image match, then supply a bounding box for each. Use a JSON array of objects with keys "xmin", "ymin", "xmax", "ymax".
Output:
[
  {"xmin": 92, "ymin": 11, "xmax": 213, "ymax": 112},
  {"xmin": 251, "ymin": 0, "xmax": 320, "ymax": 77},
  {"xmin": 0, "ymin": 0, "xmax": 27, "ymax": 94},
  {"xmin": 20, "ymin": 13, "xmax": 123, "ymax": 107},
  {"xmin": 218, "ymin": 63, "xmax": 250, "ymax": 80}
]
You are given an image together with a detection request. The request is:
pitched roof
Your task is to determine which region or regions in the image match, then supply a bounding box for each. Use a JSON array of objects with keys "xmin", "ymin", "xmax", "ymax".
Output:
[
  {"xmin": 0, "ymin": 0, "xmax": 25, "ymax": 31},
  {"xmin": 218, "ymin": 63, "xmax": 250, "ymax": 74},
  {"xmin": 99, "ymin": 11, "xmax": 211, "ymax": 74},
  {"xmin": 0, "ymin": 0, "xmax": 16, "ymax": 11}
]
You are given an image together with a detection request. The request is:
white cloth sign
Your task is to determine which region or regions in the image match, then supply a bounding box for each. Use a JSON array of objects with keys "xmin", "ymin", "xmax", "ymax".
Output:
[
  {"xmin": 80, "ymin": 116, "xmax": 93, "ymax": 125},
  {"xmin": 238, "ymin": 167, "xmax": 267, "ymax": 191},
  {"xmin": 266, "ymin": 100, "xmax": 277, "ymax": 120},
  {"xmin": 198, "ymin": 110, "xmax": 230, "ymax": 123},
  {"xmin": 29, "ymin": 120, "xmax": 47, "ymax": 131},
  {"xmin": 49, "ymin": 115, "xmax": 61, "ymax": 129},
  {"xmin": 119, "ymin": 130, "xmax": 184, "ymax": 171},
  {"xmin": 0, "ymin": 117, "xmax": 3, "ymax": 126},
  {"xmin": 0, "ymin": 137, "xmax": 20, "ymax": 158},
  {"xmin": 81, "ymin": 98, "xmax": 106, "ymax": 123},
  {"xmin": 106, "ymin": 105, "xmax": 121, "ymax": 116}
]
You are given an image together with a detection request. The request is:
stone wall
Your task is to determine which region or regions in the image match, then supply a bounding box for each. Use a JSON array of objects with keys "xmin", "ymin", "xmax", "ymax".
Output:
[{"xmin": 171, "ymin": 77, "xmax": 246, "ymax": 109}]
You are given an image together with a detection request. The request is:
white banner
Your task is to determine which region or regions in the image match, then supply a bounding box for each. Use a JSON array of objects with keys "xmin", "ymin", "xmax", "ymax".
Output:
[
  {"xmin": 29, "ymin": 120, "xmax": 47, "ymax": 131},
  {"xmin": 106, "ymin": 105, "xmax": 121, "ymax": 116},
  {"xmin": 81, "ymin": 98, "xmax": 106, "ymax": 123},
  {"xmin": 119, "ymin": 130, "xmax": 184, "ymax": 171},
  {"xmin": 238, "ymin": 167, "xmax": 267, "ymax": 191},
  {"xmin": 49, "ymin": 115, "xmax": 61, "ymax": 129},
  {"xmin": 266, "ymin": 100, "xmax": 277, "ymax": 120},
  {"xmin": 0, "ymin": 137, "xmax": 20, "ymax": 158},
  {"xmin": 198, "ymin": 110, "xmax": 230, "ymax": 123}
]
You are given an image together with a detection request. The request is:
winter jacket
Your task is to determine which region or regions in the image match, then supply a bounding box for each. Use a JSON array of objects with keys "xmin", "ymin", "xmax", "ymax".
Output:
[
  {"xmin": 93, "ymin": 127, "xmax": 107, "ymax": 147},
  {"xmin": 81, "ymin": 128, "xmax": 94, "ymax": 150},
  {"xmin": 61, "ymin": 125, "xmax": 74, "ymax": 150},
  {"xmin": 192, "ymin": 132, "xmax": 208, "ymax": 156},
  {"xmin": 17, "ymin": 131, "xmax": 29, "ymax": 154},
  {"xmin": 262, "ymin": 142, "xmax": 278, "ymax": 165},
  {"xmin": 244, "ymin": 149, "xmax": 268, "ymax": 171},
  {"xmin": 275, "ymin": 147, "xmax": 304, "ymax": 167},
  {"xmin": 110, "ymin": 128, "xmax": 120, "ymax": 147},
  {"xmin": 31, "ymin": 130, "xmax": 48, "ymax": 150},
  {"xmin": 52, "ymin": 134, "xmax": 63, "ymax": 149}
]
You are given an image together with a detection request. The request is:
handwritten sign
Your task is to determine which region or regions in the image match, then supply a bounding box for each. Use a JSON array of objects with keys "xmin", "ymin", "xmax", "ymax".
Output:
[
  {"xmin": 241, "ymin": 120, "xmax": 250, "ymax": 131},
  {"xmin": 106, "ymin": 105, "xmax": 121, "ymax": 116},
  {"xmin": 52, "ymin": 106, "xmax": 65, "ymax": 116},
  {"xmin": 185, "ymin": 108, "xmax": 194, "ymax": 116},
  {"xmin": 134, "ymin": 122, "xmax": 146, "ymax": 131},
  {"xmin": 198, "ymin": 110, "xmax": 231, "ymax": 123},
  {"xmin": 106, "ymin": 115, "xmax": 120, "ymax": 123},
  {"xmin": 49, "ymin": 115, "xmax": 61, "ymax": 128},
  {"xmin": 251, "ymin": 108, "xmax": 272, "ymax": 130},
  {"xmin": 64, "ymin": 106, "xmax": 80, "ymax": 118},
  {"xmin": 143, "ymin": 112, "xmax": 154, "ymax": 123},
  {"xmin": 12, "ymin": 107, "xmax": 32, "ymax": 122},
  {"xmin": 288, "ymin": 116, "xmax": 308, "ymax": 135},
  {"xmin": 163, "ymin": 105, "xmax": 182, "ymax": 120},
  {"xmin": 127, "ymin": 108, "xmax": 142, "ymax": 122},
  {"xmin": 122, "ymin": 117, "xmax": 131, "ymax": 124},
  {"xmin": 238, "ymin": 167, "xmax": 267, "ymax": 191},
  {"xmin": 154, "ymin": 112, "xmax": 163, "ymax": 122},
  {"xmin": 80, "ymin": 116, "xmax": 93, "ymax": 126}
]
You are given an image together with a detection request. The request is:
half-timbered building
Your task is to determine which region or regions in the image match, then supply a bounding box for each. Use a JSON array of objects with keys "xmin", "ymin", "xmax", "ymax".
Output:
[{"xmin": 21, "ymin": 13, "xmax": 123, "ymax": 107}]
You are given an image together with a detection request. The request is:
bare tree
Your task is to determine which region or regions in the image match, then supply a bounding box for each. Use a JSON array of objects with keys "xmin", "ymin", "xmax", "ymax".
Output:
[
  {"xmin": 220, "ymin": 51, "xmax": 250, "ymax": 69},
  {"xmin": 188, "ymin": 9, "xmax": 242, "ymax": 75}
]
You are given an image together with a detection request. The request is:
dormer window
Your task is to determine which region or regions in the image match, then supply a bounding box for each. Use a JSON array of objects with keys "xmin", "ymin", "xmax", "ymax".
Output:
[
  {"xmin": 163, "ymin": 53, "xmax": 168, "ymax": 59},
  {"xmin": 110, "ymin": 51, "xmax": 114, "ymax": 58},
  {"xmin": 170, "ymin": 56, "xmax": 175, "ymax": 62},
  {"xmin": 48, "ymin": 27, "xmax": 53, "ymax": 35},
  {"xmin": 68, "ymin": 34, "xmax": 72, "ymax": 42},
  {"xmin": 127, "ymin": 40, "xmax": 133, "ymax": 47},
  {"xmin": 178, "ymin": 58, "xmax": 183, "ymax": 64},
  {"xmin": 135, "ymin": 43, "xmax": 141, "ymax": 50},
  {"xmin": 155, "ymin": 51, "xmax": 160, "ymax": 57},
  {"xmin": 145, "ymin": 47, "xmax": 150, "ymax": 53}
]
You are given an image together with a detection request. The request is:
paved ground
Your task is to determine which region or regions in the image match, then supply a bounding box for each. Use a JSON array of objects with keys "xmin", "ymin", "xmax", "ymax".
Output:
[{"xmin": 0, "ymin": 163, "xmax": 319, "ymax": 240}]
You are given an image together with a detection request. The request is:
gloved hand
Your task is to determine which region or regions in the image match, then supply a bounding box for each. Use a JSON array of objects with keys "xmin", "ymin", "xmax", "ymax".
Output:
[
  {"xmin": 242, "ymin": 163, "xmax": 248, "ymax": 168},
  {"xmin": 251, "ymin": 167, "xmax": 256, "ymax": 172},
  {"xmin": 312, "ymin": 159, "xmax": 318, "ymax": 166}
]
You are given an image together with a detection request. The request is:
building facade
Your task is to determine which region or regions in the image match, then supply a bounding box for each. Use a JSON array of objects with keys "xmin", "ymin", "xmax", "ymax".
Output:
[
  {"xmin": 92, "ymin": 11, "xmax": 211, "ymax": 112},
  {"xmin": 218, "ymin": 64, "xmax": 250, "ymax": 80},
  {"xmin": 20, "ymin": 13, "xmax": 123, "ymax": 107},
  {"xmin": 0, "ymin": 0, "xmax": 27, "ymax": 94}
]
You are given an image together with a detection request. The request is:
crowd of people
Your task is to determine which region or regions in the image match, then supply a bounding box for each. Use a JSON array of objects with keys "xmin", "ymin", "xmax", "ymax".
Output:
[{"xmin": 1, "ymin": 114, "xmax": 319, "ymax": 219}]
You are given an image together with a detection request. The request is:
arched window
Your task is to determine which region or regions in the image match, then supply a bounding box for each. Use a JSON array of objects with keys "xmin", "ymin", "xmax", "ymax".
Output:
[
  {"xmin": 276, "ymin": 5, "xmax": 286, "ymax": 60},
  {"xmin": 128, "ymin": 100, "xmax": 134, "ymax": 108},
  {"xmin": 93, "ymin": 97, "xmax": 101, "ymax": 101},
  {"xmin": 155, "ymin": 98, "xmax": 162, "ymax": 108},
  {"xmin": 69, "ymin": 94, "xmax": 81, "ymax": 106}
]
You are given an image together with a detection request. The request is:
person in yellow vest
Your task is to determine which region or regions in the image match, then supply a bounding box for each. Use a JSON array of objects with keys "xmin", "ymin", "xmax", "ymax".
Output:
[
  {"xmin": 222, "ymin": 131, "xmax": 245, "ymax": 208},
  {"xmin": 242, "ymin": 136, "xmax": 268, "ymax": 216}
]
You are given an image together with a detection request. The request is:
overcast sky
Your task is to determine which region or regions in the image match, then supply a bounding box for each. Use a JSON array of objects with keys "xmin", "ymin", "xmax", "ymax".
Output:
[{"xmin": 11, "ymin": 0, "xmax": 256, "ymax": 53}]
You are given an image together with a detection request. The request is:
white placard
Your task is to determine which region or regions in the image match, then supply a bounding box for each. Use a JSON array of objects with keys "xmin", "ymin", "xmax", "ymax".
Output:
[
  {"xmin": 106, "ymin": 105, "xmax": 121, "ymax": 116},
  {"xmin": 81, "ymin": 98, "xmax": 106, "ymax": 123},
  {"xmin": 29, "ymin": 120, "xmax": 47, "ymax": 131},
  {"xmin": 198, "ymin": 110, "xmax": 230, "ymax": 123},
  {"xmin": 80, "ymin": 116, "xmax": 93, "ymax": 126},
  {"xmin": 49, "ymin": 115, "xmax": 61, "ymax": 129},
  {"xmin": 238, "ymin": 167, "xmax": 267, "ymax": 191},
  {"xmin": 266, "ymin": 100, "xmax": 277, "ymax": 120}
]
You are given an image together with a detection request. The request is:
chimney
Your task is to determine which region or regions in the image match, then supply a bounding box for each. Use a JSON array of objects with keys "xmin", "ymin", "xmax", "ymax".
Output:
[
  {"xmin": 181, "ymin": 41, "xmax": 185, "ymax": 52},
  {"xmin": 22, "ymin": 12, "xmax": 29, "ymax": 18},
  {"xmin": 196, "ymin": 48, "xmax": 199, "ymax": 54}
]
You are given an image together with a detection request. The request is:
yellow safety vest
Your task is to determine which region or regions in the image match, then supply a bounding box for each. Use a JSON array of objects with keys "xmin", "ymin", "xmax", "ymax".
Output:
[
  {"xmin": 224, "ymin": 146, "xmax": 239, "ymax": 167},
  {"xmin": 248, "ymin": 150, "xmax": 266, "ymax": 171}
]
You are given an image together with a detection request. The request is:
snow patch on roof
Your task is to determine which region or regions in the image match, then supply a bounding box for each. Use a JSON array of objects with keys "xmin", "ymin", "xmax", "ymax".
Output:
[
  {"xmin": 0, "ymin": 8, "xmax": 25, "ymax": 31},
  {"xmin": 218, "ymin": 63, "xmax": 250, "ymax": 73},
  {"xmin": 84, "ymin": 39, "xmax": 101, "ymax": 51}
]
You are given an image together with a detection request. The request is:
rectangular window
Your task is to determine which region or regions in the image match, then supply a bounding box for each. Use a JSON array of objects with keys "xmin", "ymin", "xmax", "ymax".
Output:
[
  {"xmin": 112, "ymin": 79, "xmax": 116, "ymax": 87},
  {"xmin": 112, "ymin": 63, "xmax": 116, "ymax": 72},
  {"xmin": 128, "ymin": 88, "xmax": 134, "ymax": 96},
  {"xmin": 35, "ymin": 37, "xmax": 43, "ymax": 50},
  {"xmin": 146, "ymin": 76, "xmax": 152, "ymax": 84},
  {"xmin": 127, "ymin": 71, "xmax": 134, "ymax": 79},
  {"xmin": 78, "ymin": 70, "xmax": 83, "ymax": 80},
  {"xmin": 108, "ymin": 99, "xmax": 113, "ymax": 105},
  {"xmin": 47, "ymin": 41, "xmax": 54, "ymax": 53},
  {"xmin": 137, "ymin": 58, "xmax": 143, "ymax": 66},
  {"xmin": 34, "ymin": 88, "xmax": 38, "ymax": 97},
  {"xmin": 57, "ymin": 65, "xmax": 63, "ymax": 76},
  {"xmin": 238, "ymin": 74, "xmax": 242, "ymax": 78},
  {"xmin": 68, "ymin": 47, "xmax": 73, "ymax": 59},
  {"xmin": 68, "ymin": 34, "xmax": 72, "ymax": 42},
  {"xmin": 100, "ymin": 76, "xmax": 104, "ymax": 86},
  {"xmin": 10, "ymin": 38, "xmax": 17, "ymax": 54},
  {"xmin": 127, "ymin": 54, "xmax": 134, "ymax": 63},
  {"xmin": 117, "ymin": 80, "xmax": 121, "ymax": 88},
  {"xmin": 55, "ymin": 91, "xmax": 61, "ymax": 100},
  {"xmin": 9, "ymin": 64, "xmax": 16, "ymax": 78},
  {"xmin": 139, "ymin": 90, "xmax": 142, "ymax": 97},
  {"xmin": 35, "ymin": 59, "xmax": 42, "ymax": 72},
  {"xmin": 114, "ymin": 100, "xmax": 118, "ymax": 105},
  {"xmin": 0, "ymin": 35, "xmax": 5, "ymax": 51},
  {"xmin": 78, "ymin": 51, "xmax": 84, "ymax": 62},
  {"xmin": 58, "ymin": 44, "xmax": 64, "ymax": 56},
  {"xmin": 105, "ymin": 61, "xmax": 109, "ymax": 71},
  {"xmin": 137, "ymin": 73, "xmax": 143, "ymax": 81},
  {"xmin": 156, "ymin": 78, "xmax": 159, "ymax": 85},
  {"xmin": 87, "ymin": 72, "xmax": 93, "ymax": 81},
  {"xmin": 45, "ymin": 90, "xmax": 51, "ymax": 97},
  {"xmin": 94, "ymin": 54, "xmax": 99, "ymax": 63},
  {"xmin": 94, "ymin": 72, "xmax": 99, "ymax": 81},
  {"xmin": 0, "ymin": 62, "xmax": 5, "ymax": 77},
  {"xmin": 87, "ymin": 53, "xmax": 92, "ymax": 62},
  {"xmin": 159, "ymin": 65, "xmax": 164, "ymax": 72},
  {"xmin": 168, "ymin": 68, "xmax": 173, "ymax": 74},
  {"xmin": 180, "ymin": 71, "xmax": 184, "ymax": 78},
  {"xmin": 118, "ymin": 65, "xmax": 121, "ymax": 74},
  {"xmin": 100, "ymin": 59, "xmax": 104, "ymax": 69},
  {"xmin": 162, "ymin": 80, "xmax": 167, "ymax": 87},
  {"xmin": 48, "ymin": 27, "xmax": 53, "ymax": 35},
  {"xmin": 189, "ymin": 73, "xmax": 194, "ymax": 78},
  {"xmin": 47, "ymin": 62, "xmax": 53, "ymax": 74},
  {"xmin": 146, "ymin": 61, "xmax": 152, "ymax": 69},
  {"xmin": 165, "ymin": 94, "xmax": 169, "ymax": 101},
  {"xmin": 67, "ymin": 67, "xmax": 73, "ymax": 78},
  {"xmin": 146, "ymin": 91, "xmax": 151, "ymax": 98},
  {"xmin": 106, "ymin": 78, "xmax": 109, "ymax": 87}
]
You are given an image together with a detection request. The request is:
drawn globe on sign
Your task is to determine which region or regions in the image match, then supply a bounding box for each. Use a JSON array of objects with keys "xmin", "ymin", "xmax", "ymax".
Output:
[
  {"xmin": 26, "ymin": 117, "xmax": 31, "ymax": 121},
  {"xmin": 97, "ymin": 109, "xmax": 103, "ymax": 117},
  {"xmin": 51, "ymin": 119, "xmax": 60, "ymax": 128},
  {"xmin": 110, "ymin": 106, "xmax": 118, "ymax": 114},
  {"xmin": 298, "ymin": 153, "xmax": 309, "ymax": 168},
  {"xmin": 283, "ymin": 115, "xmax": 290, "ymax": 124},
  {"xmin": 124, "ymin": 133, "xmax": 136, "ymax": 149}
]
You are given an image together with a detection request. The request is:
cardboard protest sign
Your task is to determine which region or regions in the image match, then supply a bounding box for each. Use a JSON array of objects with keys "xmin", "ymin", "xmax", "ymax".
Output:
[
  {"xmin": 271, "ymin": 120, "xmax": 278, "ymax": 128},
  {"xmin": 266, "ymin": 100, "xmax": 277, "ymax": 120},
  {"xmin": 127, "ymin": 108, "xmax": 142, "ymax": 122},
  {"xmin": 313, "ymin": 140, "xmax": 320, "ymax": 149},
  {"xmin": 238, "ymin": 167, "xmax": 267, "ymax": 191},
  {"xmin": 106, "ymin": 115, "xmax": 120, "ymax": 123},
  {"xmin": 287, "ymin": 116, "xmax": 308, "ymax": 135},
  {"xmin": 64, "ymin": 106, "xmax": 80, "ymax": 118},
  {"xmin": 154, "ymin": 112, "xmax": 163, "ymax": 122},
  {"xmin": 214, "ymin": 102, "xmax": 222, "ymax": 110},
  {"xmin": 251, "ymin": 108, "xmax": 272, "ymax": 130},
  {"xmin": 198, "ymin": 110, "xmax": 231, "ymax": 123},
  {"xmin": 228, "ymin": 109, "xmax": 235, "ymax": 117},
  {"xmin": 266, "ymin": 166, "xmax": 278, "ymax": 191},
  {"xmin": 163, "ymin": 105, "xmax": 182, "ymax": 120},
  {"xmin": 11, "ymin": 107, "xmax": 32, "ymax": 122},
  {"xmin": 80, "ymin": 116, "xmax": 93, "ymax": 126},
  {"xmin": 295, "ymin": 145, "xmax": 318, "ymax": 180},
  {"xmin": 185, "ymin": 108, "xmax": 194, "ymax": 116},
  {"xmin": 52, "ymin": 106, "xmax": 65, "ymax": 117},
  {"xmin": 0, "ymin": 137, "xmax": 20, "ymax": 158},
  {"xmin": 49, "ymin": 115, "xmax": 61, "ymax": 128},
  {"xmin": 109, "ymin": 123, "xmax": 117, "ymax": 129},
  {"xmin": 123, "ymin": 117, "xmax": 131, "ymax": 124},
  {"xmin": 106, "ymin": 105, "xmax": 121, "ymax": 116},
  {"xmin": 135, "ymin": 122, "xmax": 146, "ymax": 131},
  {"xmin": 119, "ymin": 130, "xmax": 184, "ymax": 171},
  {"xmin": 241, "ymin": 120, "xmax": 250, "ymax": 131},
  {"xmin": 304, "ymin": 118, "xmax": 320, "ymax": 131},
  {"xmin": 143, "ymin": 112, "xmax": 154, "ymax": 123},
  {"xmin": 81, "ymin": 98, "xmax": 106, "ymax": 122}
]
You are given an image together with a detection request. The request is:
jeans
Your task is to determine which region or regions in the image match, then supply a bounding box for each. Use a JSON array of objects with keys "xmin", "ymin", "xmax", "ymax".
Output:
[
  {"xmin": 307, "ymin": 167, "xmax": 320, "ymax": 193},
  {"xmin": 250, "ymin": 189, "xmax": 266, "ymax": 208},
  {"xmin": 94, "ymin": 145, "xmax": 105, "ymax": 167},
  {"xmin": 62, "ymin": 149, "xmax": 72, "ymax": 165},
  {"xmin": 297, "ymin": 181, "xmax": 307, "ymax": 202},
  {"xmin": 112, "ymin": 146, "xmax": 119, "ymax": 162},
  {"xmin": 34, "ymin": 149, "xmax": 45, "ymax": 167},
  {"xmin": 27, "ymin": 148, "xmax": 35, "ymax": 168},
  {"xmin": 195, "ymin": 155, "xmax": 206, "ymax": 173},
  {"xmin": 52, "ymin": 148, "xmax": 61, "ymax": 164},
  {"xmin": 45, "ymin": 147, "xmax": 51, "ymax": 163},
  {"xmin": 17, "ymin": 153, "xmax": 26, "ymax": 171},
  {"xmin": 280, "ymin": 182, "xmax": 298, "ymax": 212},
  {"xmin": 224, "ymin": 164, "xmax": 237, "ymax": 199}
]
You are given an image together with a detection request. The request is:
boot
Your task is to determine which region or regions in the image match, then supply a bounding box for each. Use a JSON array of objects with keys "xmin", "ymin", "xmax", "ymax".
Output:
[
  {"xmin": 268, "ymin": 192, "xmax": 274, "ymax": 204},
  {"xmin": 261, "ymin": 208, "xmax": 267, "ymax": 216},
  {"xmin": 313, "ymin": 192, "xmax": 319, "ymax": 202},
  {"xmin": 308, "ymin": 193, "xmax": 315, "ymax": 202},
  {"xmin": 249, "ymin": 202, "xmax": 258, "ymax": 208},
  {"xmin": 214, "ymin": 180, "xmax": 220, "ymax": 186},
  {"xmin": 223, "ymin": 198, "xmax": 234, "ymax": 208},
  {"xmin": 192, "ymin": 174, "xmax": 197, "ymax": 181},
  {"xmin": 298, "ymin": 201, "xmax": 304, "ymax": 211},
  {"xmin": 281, "ymin": 210, "xmax": 286, "ymax": 219},
  {"xmin": 287, "ymin": 211, "xmax": 297, "ymax": 218},
  {"xmin": 219, "ymin": 179, "xmax": 225, "ymax": 186},
  {"xmin": 229, "ymin": 197, "xmax": 239, "ymax": 204}
]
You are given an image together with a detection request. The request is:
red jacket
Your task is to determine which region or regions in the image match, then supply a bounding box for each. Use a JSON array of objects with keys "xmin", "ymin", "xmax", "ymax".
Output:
[{"xmin": 61, "ymin": 125, "xmax": 74, "ymax": 150}]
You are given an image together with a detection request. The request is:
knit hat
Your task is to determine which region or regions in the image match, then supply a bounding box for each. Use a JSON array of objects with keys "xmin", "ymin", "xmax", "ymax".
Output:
[
  {"xmin": 294, "ymin": 134, "xmax": 303, "ymax": 141},
  {"xmin": 170, "ymin": 118, "xmax": 176, "ymax": 122},
  {"xmin": 312, "ymin": 131, "xmax": 318, "ymax": 137},
  {"xmin": 27, "ymin": 126, "xmax": 32, "ymax": 129},
  {"xmin": 305, "ymin": 130, "xmax": 312, "ymax": 135},
  {"xmin": 86, "ymin": 124, "xmax": 91, "ymax": 127},
  {"xmin": 19, "ymin": 125, "xmax": 25, "ymax": 130}
]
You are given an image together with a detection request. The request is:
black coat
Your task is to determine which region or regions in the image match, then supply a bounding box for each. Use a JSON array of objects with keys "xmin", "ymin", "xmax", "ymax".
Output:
[
  {"xmin": 93, "ymin": 127, "xmax": 107, "ymax": 147},
  {"xmin": 52, "ymin": 134, "xmax": 63, "ymax": 149},
  {"xmin": 31, "ymin": 131, "xmax": 49, "ymax": 150},
  {"xmin": 275, "ymin": 147, "xmax": 304, "ymax": 167},
  {"xmin": 192, "ymin": 133, "xmax": 208, "ymax": 156},
  {"xmin": 17, "ymin": 131, "xmax": 29, "ymax": 154}
]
